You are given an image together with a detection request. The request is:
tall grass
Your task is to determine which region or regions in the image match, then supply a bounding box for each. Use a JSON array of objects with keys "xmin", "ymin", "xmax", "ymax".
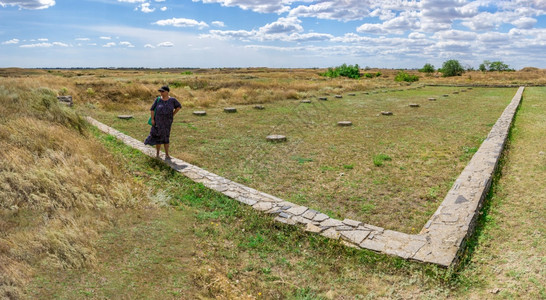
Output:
[{"xmin": 0, "ymin": 81, "xmax": 152, "ymax": 299}]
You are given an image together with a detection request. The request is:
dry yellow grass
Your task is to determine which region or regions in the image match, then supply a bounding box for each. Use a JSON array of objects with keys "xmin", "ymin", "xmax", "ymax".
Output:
[{"xmin": 0, "ymin": 79, "xmax": 153, "ymax": 298}]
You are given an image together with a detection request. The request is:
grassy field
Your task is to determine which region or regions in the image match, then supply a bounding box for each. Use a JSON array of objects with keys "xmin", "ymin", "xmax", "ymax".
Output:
[
  {"xmin": 89, "ymin": 86, "xmax": 515, "ymax": 233},
  {"xmin": 0, "ymin": 69, "xmax": 544, "ymax": 299}
]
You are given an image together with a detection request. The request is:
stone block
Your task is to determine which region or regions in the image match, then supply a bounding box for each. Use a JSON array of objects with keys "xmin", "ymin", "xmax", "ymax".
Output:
[
  {"xmin": 275, "ymin": 216, "xmax": 296, "ymax": 225},
  {"xmin": 305, "ymin": 223, "xmax": 323, "ymax": 233},
  {"xmin": 360, "ymin": 239, "xmax": 385, "ymax": 252},
  {"xmin": 340, "ymin": 230, "xmax": 370, "ymax": 244},
  {"xmin": 57, "ymin": 95, "xmax": 73, "ymax": 106},
  {"xmin": 253, "ymin": 202, "xmax": 274, "ymax": 211},
  {"xmin": 313, "ymin": 213, "xmax": 329, "ymax": 222},
  {"xmin": 320, "ymin": 218, "xmax": 344, "ymax": 227},
  {"xmin": 342, "ymin": 218, "xmax": 362, "ymax": 227},
  {"xmin": 321, "ymin": 228, "xmax": 340, "ymax": 239},
  {"xmin": 285, "ymin": 205, "xmax": 308, "ymax": 216},
  {"xmin": 302, "ymin": 209, "xmax": 318, "ymax": 220}
]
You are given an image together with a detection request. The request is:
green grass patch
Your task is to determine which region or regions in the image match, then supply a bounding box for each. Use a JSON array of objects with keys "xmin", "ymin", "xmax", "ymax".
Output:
[{"xmin": 373, "ymin": 153, "xmax": 392, "ymax": 167}]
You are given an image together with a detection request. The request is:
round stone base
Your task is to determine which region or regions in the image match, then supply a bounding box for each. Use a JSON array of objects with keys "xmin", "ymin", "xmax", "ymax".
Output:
[
  {"xmin": 224, "ymin": 107, "xmax": 237, "ymax": 113},
  {"xmin": 337, "ymin": 121, "xmax": 352, "ymax": 126},
  {"xmin": 266, "ymin": 135, "xmax": 287, "ymax": 142},
  {"xmin": 117, "ymin": 115, "xmax": 133, "ymax": 120},
  {"xmin": 193, "ymin": 111, "xmax": 206, "ymax": 116}
]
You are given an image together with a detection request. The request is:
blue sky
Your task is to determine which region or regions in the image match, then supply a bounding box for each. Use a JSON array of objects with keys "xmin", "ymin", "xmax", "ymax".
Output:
[{"xmin": 1, "ymin": 0, "xmax": 545, "ymax": 69}]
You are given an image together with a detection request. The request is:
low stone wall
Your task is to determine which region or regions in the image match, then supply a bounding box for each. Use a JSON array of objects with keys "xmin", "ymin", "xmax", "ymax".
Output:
[{"xmin": 85, "ymin": 86, "xmax": 524, "ymax": 267}]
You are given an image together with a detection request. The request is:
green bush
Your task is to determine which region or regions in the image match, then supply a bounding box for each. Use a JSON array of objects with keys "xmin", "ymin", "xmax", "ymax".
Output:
[
  {"xmin": 394, "ymin": 71, "xmax": 419, "ymax": 82},
  {"xmin": 363, "ymin": 72, "xmax": 381, "ymax": 78},
  {"xmin": 440, "ymin": 59, "xmax": 465, "ymax": 77},
  {"xmin": 419, "ymin": 63, "xmax": 435, "ymax": 73},
  {"xmin": 320, "ymin": 64, "xmax": 361, "ymax": 79}
]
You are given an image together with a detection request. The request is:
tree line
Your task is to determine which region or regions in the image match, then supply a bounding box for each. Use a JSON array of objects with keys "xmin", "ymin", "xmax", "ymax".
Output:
[{"xmin": 321, "ymin": 60, "xmax": 515, "ymax": 81}]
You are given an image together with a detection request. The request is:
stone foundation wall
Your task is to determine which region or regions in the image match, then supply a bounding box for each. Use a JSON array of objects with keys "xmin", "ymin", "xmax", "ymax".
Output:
[{"xmin": 86, "ymin": 86, "xmax": 524, "ymax": 267}]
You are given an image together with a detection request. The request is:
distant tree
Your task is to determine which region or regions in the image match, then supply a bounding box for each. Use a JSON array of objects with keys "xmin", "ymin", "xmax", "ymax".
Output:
[
  {"xmin": 419, "ymin": 63, "xmax": 435, "ymax": 74},
  {"xmin": 489, "ymin": 61, "xmax": 512, "ymax": 71},
  {"xmin": 479, "ymin": 60, "xmax": 513, "ymax": 72},
  {"xmin": 441, "ymin": 59, "xmax": 465, "ymax": 77}
]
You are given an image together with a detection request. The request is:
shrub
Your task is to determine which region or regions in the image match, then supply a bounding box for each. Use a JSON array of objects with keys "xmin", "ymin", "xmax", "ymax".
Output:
[
  {"xmin": 320, "ymin": 64, "xmax": 361, "ymax": 79},
  {"xmin": 394, "ymin": 71, "xmax": 419, "ymax": 82},
  {"xmin": 419, "ymin": 63, "xmax": 435, "ymax": 74},
  {"xmin": 363, "ymin": 72, "xmax": 382, "ymax": 78},
  {"xmin": 440, "ymin": 59, "xmax": 465, "ymax": 77}
]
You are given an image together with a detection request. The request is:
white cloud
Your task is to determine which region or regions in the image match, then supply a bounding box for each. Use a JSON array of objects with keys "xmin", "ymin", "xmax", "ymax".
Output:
[
  {"xmin": 37, "ymin": 38, "xmax": 48, "ymax": 41},
  {"xmin": 157, "ymin": 41, "xmax": 174, "ymax": 47},
  {"xmin": 18, "ymin": 41, "xmax": 68, "ymax": 48},
  {"xmin": 512, "ymin": 17, "xmax": 537, "ymax": 29},
  {"xmin": 260, "ymin": 17, "xmax": 302, "ymax": 34},
  {"xmin": 2, "ymin": 38, "xmax": 20, "ymax": 44},
  {"xmin": 357, "ymin": 11, "xmax": 420, "ymax": 35},
  {"xmin": 75, "ymin": 37, "xmax": 90, "ymax": 41},
  {"xmin": 117, "ymin": 0, "xmax": 145, "ymax": 3},
  {"xmin": 289, "ymin": 0, "xmax": 373, "ymax": 21},
  {"xmin": 160, "ymin": 6, "xmax": 166, "ymax": 11},
  {"xmin": 212, "ymin": 21, "xmax": 225, "ymax": 27},
  {"xmin": 139, "ymin": 2, "xmax": 155, "ymax": 13},
  {"xmin": 204, "ymin": 17, "xmax": 309, "ymax": 41},
  {"xmin": 433, "ymin": 29, "xmax": 477, "ymax": 41},
  {"xmin": 460, "ymin": 12, "xmax": 502, "ymax": 31},
  {"xmin": 100, "ymin": 36, "xmax": 112, "ymax": 40},
  {"xmin": 154, "ymin": 18, "xmax": 209, "ymax": 29},
  {"xmin": 193, "ymin": 0, "xmax": 290, "ymax": 14},
  {"xmin": 20, "ymin": 42, "xmax": 52, "ymax": 48},
  {"xmin": 0, "ymin": 0, "xmax": 55, "ymax": 10},
  {"xmin": 144, "ymin": 43, "xmax": 155, "ymax": 48},
  {"xmin": 103, "ymin": 42, "xmax": 116, "ymax": 47},
  {"xmin": 119, "ymin": 41, "xmax": 135, "ymax": 47}
]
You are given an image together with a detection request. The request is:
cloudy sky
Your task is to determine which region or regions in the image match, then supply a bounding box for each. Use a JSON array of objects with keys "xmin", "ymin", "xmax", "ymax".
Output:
[{"xmin": 1, "ymin": 0, "xmax": 545, "ymax": 69}]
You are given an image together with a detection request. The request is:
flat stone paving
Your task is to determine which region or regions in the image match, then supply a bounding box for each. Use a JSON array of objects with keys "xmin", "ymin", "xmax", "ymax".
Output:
[{"xmin": 85, "ymin": 86, "xmax": 524, "ymax": 267}]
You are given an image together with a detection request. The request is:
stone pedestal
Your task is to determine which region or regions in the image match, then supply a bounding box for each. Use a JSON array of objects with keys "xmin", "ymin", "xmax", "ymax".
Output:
[
  {"xmin": 57, "ymin": 95, "xmax": 73, "ymax": 106},
  {"xmin": 266, "ymin": 135, "xmax": 287, "ymax": 142}
]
